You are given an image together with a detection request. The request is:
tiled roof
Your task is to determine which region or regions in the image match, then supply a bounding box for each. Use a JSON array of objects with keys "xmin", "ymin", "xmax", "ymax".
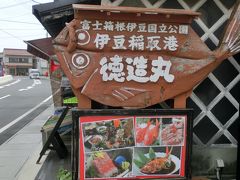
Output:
[{"xmin": 3, "ymin": 48, "xmax": 34, "ymax": 56}]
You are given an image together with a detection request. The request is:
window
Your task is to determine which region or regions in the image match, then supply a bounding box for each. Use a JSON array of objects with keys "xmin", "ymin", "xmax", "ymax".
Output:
[
  {"xmin": 9, "ymin": 57, "xmax": 29, "ymax": 63},
  {"xmin": 9, "ymin": 57, "xmax": 18, "ymax": 63}
]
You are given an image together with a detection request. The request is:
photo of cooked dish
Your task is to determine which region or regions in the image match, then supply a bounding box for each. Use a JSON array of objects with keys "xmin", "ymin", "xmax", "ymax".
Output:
[
  {"xmin": 135, "ymin": 117, "xmax": 161, "ymax": 146},
  {"xmin": 82, "ymin": 117, "xmax": 135, "ymax": 152},
  {"xmin": 160, "ymin": 117, "xmax": 185, "ymax": 146},
  {"xmin": 85, "ymin": 148, "xmax": 133, "ymax": 179},
  {"xmin": 133, "ymin": 146, "xmax": 181, "ymax": 176}
]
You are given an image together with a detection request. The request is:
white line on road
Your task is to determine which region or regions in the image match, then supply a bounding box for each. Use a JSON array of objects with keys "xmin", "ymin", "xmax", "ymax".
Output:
[
  {"xmin": 43, "ymin": 95, "xmax": 53, "ymax": 103},
  {"xmin": 0, "ymin": 94, "xmax": 53, "ymax": 134},
  {"xmin": 0, "ymin": 79, "xmax": 21, "ymax": 89},
  {"xmin": 18, "ymin": 79, "xmax": 41, "ymax": 91},
  {"xmin": 0, "ymin": 94, "xmax": 10, "ymax": 100}
]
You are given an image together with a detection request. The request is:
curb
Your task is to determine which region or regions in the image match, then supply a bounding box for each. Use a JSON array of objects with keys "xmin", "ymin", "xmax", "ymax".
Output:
[
  {"xmin": 16, "ymin": 144, "xmax": 50, "ymax": 180},
  {"xmin": 14, "ymin": 104, "xmax": 54, "ymax": 180},
  {"xmin": 0, "ymin": 104, "xmax": 55, "ymax": 180}
]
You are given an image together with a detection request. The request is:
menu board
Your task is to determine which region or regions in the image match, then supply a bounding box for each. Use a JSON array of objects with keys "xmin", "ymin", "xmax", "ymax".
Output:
[{"xmin": 72, "ymin": 109, "xmax": 192, "ymax": 180}]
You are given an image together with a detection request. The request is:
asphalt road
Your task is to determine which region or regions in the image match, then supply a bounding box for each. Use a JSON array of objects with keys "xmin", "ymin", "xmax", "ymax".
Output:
[{"xmin": 0, "ymin": 76, "xmax": 53, "ymax": 144}]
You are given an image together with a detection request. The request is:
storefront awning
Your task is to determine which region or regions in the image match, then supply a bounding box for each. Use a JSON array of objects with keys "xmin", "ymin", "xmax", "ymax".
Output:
[{"xmin": 25, "ymin": 37, "xmax": 54, "ymax": 60}]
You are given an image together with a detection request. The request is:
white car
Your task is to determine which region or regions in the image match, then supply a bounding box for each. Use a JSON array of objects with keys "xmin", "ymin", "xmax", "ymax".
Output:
[
  {"xmin": 29, "ymin": 69, "xmax": 40, "ymax": 79},
  {"xmin": 29, "ymin": 72, "xmax": 40, "ymax": 79}
]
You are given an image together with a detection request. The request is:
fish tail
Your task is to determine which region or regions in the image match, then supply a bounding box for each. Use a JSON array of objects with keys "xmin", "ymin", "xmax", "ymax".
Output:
[
  {"xmin": 165, "ymin": 146, "xmax": 173, "ymax": 158},
  {"xmin": 155, "ymin": 119, "xmax": 160, "ymax": 127},
  {"xmin": 166, "ymin": 146, "xmax": 169, "ymax": 155},
  {"xmin": 147, "ymin": 120, "xmax": 151, "ymax": 127},
  {"xmin": 218, "ymin": 1, "xmax": 240, "ymax": 59}
]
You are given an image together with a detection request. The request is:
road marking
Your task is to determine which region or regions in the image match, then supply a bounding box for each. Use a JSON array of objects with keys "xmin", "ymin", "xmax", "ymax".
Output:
[
  {"xmin": 43, "ymin": 95, "xmax": 53, "ymax": 103},
  {"xmin": 0, "ymin": 79, "xmax": 21, "ymax": 89},
  {"xmin": 18, "ymin": 79, "xmax": 41, "ymax": 91},
  {"xmin": 11, "ymin": 79, "xmax": 21, "ymax": 84},
  {"xmin": 0, "ymin": 94, "xmax": 11, "ymax": 100},
  {"xmin": 34, "ymin": 79, "xmax": 41, "ymax": 84},
  {"xmin": 0, "ymin": 94, "xmax": 53, "ymax": 134}
]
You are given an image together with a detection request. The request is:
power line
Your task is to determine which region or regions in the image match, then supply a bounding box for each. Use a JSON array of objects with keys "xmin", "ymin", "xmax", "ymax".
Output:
[
  {"xmin": 0, "ymin": 28, "xmax": 44, "ymax": 30},
  {"xmin": 0, "ymin": 34, "xmax": 46, "ymax": 39},
  {"xmin": 0, "ymin": 28, "xmax": 23, "ymax": 41},
  {"xmin": 0, "ymin": 27, "xmax": 47, "ymax": 40},
  {"xmin": 0, "ymin": 19, "xmax": 39, "ymax": 25},
  {"xmin": 1, "ymin": 12, "xmax": 30, "ymax": 19},
  {"xmin": 0, "ymin": 1, "xmax": 31, "ymax": 10},
  {"xmin": 32, "ymin": 0, "xmax": 41, "ymax": 4}
]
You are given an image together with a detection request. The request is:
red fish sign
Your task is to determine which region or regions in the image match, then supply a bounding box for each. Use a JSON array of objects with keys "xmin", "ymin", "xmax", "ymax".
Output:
[{"xmin": 53, "ymin": 4, "xmax": 240, "ymax": 108}]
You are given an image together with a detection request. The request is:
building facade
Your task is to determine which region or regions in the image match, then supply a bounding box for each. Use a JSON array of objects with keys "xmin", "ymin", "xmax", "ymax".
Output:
[
  {"xmin": 33, "ymin": 56, "xmax": 49, "ymax": 76},
  {"xmin": 2, "ymin": 48, "xmax": 48, "ymax": 76},
  {"xmin": 2, "ymin": 48, "xmax": 34, "ymax": 76},
  {"xmin": 0, "ymin": 52, "xmax": 3, "ymax": 76}
]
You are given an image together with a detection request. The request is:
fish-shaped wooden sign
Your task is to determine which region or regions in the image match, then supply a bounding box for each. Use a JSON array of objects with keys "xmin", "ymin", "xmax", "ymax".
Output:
[{"xmin": 53, "ymin": 3, "xmax": 240, "ymax": 108}]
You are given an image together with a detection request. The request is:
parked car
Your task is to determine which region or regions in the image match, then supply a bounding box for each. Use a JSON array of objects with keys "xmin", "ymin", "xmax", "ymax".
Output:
[{"xmin": 29, "ymin": 69, "xmax": 40, "ymax": 79}]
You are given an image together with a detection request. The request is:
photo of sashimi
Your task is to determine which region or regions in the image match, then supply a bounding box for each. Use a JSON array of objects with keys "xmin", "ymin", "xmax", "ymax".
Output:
[
  {"xmin": 135, "ymin": 118, "xmax": 161, "ymax": 146},
  {"xmin": 161, "ymin": 118, "xmax": 185, "ymax": 146},
  {"xmin": 85, "ymin": 148, "xmax": 133, "ymax": 179}
]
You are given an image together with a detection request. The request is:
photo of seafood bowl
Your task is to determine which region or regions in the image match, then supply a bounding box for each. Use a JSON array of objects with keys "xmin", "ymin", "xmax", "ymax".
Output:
[
  {"xmin": 133, "ymin": 146, "xmax": 181, "ymax": 175},
  {"xmin": 82, "ymin": 118, "xmax": 135, "ymax": 152}
]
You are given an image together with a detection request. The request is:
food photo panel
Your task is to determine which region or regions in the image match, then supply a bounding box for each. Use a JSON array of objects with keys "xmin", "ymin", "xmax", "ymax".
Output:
[
  {"xmin": 82, "ymin": 117, "xmax": 135, "ymax": 152},
  {"xmin": 84, "ymin": 148, "xmax": 133, "ymax": 179},
  {"xmin": 133, "ymin": 146, "xmax": 182, "ymax": 177},
  {"xmin": 74, "ymin": 110, "xmax": 192, "ymax": 180},
  {"xmin": 160, "ymin": 117, "xmax": 185, "ymax": 146},
  {"xmin": 135, "ymin": 117, "xmax": 161, "ymax": 146}
]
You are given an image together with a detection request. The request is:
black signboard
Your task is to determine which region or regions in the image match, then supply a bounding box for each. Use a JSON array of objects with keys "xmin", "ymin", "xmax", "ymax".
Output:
[{"xmin": 72, "ymin": 109, "xmax": 193, "ymax": 180}]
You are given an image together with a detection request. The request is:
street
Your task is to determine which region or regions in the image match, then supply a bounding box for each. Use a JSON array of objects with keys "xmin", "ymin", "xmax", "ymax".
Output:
[{"xmin": 0, "ymin": 76, "xmax": 53, "ymax": 145}]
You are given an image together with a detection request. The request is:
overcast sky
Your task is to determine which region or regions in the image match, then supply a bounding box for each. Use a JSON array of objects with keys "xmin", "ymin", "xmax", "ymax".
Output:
[{"xmin": 0, "ymin": 0, "xmax": 54, "ymax": 52}]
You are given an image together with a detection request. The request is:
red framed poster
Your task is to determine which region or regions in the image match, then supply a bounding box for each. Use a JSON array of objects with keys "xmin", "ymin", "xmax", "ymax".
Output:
[{"xmin": 72, "ymin": 109, "xmax": 193, "ymax": 180}]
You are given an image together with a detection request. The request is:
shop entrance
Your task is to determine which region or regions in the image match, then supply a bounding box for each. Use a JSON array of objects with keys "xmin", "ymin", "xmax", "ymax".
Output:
[{"xmin": 16, "ymin": 67, "xmax": 28, "ymax": 76}]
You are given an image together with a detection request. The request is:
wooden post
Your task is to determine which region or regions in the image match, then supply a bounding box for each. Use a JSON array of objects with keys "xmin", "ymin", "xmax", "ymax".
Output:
[
  {"xmin": 72, "ymin": 87, "xmax": 91, "ymax": 109},
  {"xmin": 174, "ymin": 90, "xmax": 192, "ymax": 108}
]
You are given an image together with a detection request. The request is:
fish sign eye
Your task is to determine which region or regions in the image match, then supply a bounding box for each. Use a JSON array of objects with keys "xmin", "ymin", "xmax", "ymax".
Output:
[
  {"xmin": 76, "ymin": 29, "xmax": 90, "ymax": 45},
  {"xmin": 72, "ymin": 53, "xmax": 90, "ymax": 69}
]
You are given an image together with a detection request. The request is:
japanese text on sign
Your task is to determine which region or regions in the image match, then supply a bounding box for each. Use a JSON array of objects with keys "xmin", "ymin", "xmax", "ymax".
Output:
[
  {"xmin": 100, "ymin": 55, "xmax": 174, "ymax": 83},
  {"xmin": 78, "ymin": 20, "xmax": 189, "ymax": 52},
  {"xmin": 76, "ymin": 20, "xmax": 182, "ymax": 83},
  {"xmin": 94, "ymin": 34, "xmax": 179, "ymax": 51},
  {"xmin": 80, "ymin": 20, "xmax": 189, "ymax": 34}
]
